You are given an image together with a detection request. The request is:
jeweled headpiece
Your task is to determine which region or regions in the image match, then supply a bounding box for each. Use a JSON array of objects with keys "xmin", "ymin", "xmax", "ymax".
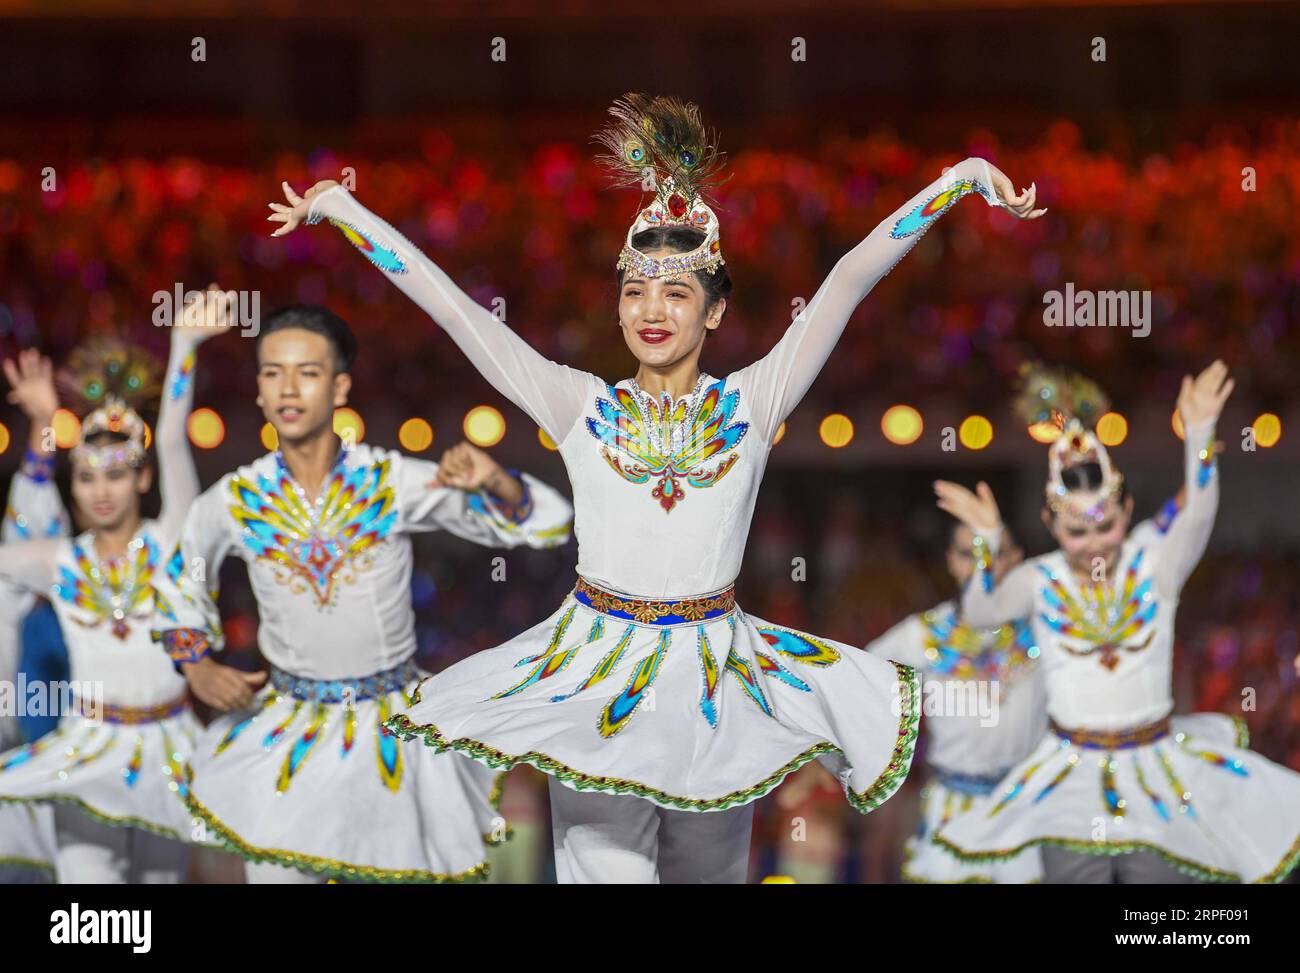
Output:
[
  {"xmin": 593, "ymin": 93, "xmax": 729, "ymax": 279},
  {"xmin": 58, "ymin": 336, "xmax": 161, "ymax": 470},
  {"xmin": 1015, "ymin": 362, "xmax": 1122, "ymax": 523}
]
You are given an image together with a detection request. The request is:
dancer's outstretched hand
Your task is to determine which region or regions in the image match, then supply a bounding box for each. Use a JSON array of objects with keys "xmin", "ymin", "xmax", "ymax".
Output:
[
  {"xmin": 267, "ymin": 179, "xmax": 340, "ymax": 237},
  {"xmin": 431, "ymin": 441, "xmax": 525, "ymax": 505},
  {"xmin": 1177, "ymin": 359, "xmax": 1234, "ymax": 428},
  {"xmin": 934, "ymin": 479, "xmax": 1004, "ymax": 535},
  {"xmin": 3, "ymin": 348, "xmax": 58, "ymax": 423},
  {"xmin": 979, "ymin": 161, "xmax": 1047, "ymax": 220},
  {"xmin": 182, "ymin": 657, "xmax": 268, "ymax": 712},
  {"xmin": 172, "ymin": 283, "xmax": 240, "ymax": 342}
]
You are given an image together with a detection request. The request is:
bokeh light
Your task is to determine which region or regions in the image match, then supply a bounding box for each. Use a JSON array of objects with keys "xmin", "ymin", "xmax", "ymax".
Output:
[
  {"xmin": 399, "ymin": 417, "xmax": 434, "ymax": 452},
  {"xmin": 187, "ymin": 408, "xmax": 225, "ymax": 449},
  {"xmin": 881, "ymin": 405, "xmax": 922, "ymax": 445},
  {"xmin": 464, "ymin": 405, "xmax": 505, "ymax": 447},
  {"xmin": 334, "ymin": 407, "xmax": 365, "ymax": 445},
  {"xmin": 959, "ymin": 415, "xmax": 994, "ymax": 450},
  {"xmin": 1253, "ymin": 413, "xmax": 1281, "ymax": 448},
  {"xmin": 52, "ymin": 409, "xmax": 81, "ymax": 449},
  {"xmin": 819, "ymin": 413, "xmax": 854, "ymax": 449},
  {"xmin": 1027, "ymin": 421, "xmax": 1062, "ymax": 444},
  {"xmin": 1096, "ymin": 411, "xmax": 1128, "ymax": 447}
]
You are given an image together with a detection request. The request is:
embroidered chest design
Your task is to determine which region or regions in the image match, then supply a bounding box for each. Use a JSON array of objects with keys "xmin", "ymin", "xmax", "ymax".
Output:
[
  {"xmin": 921, "ymin": 609, "xmax": 1037, "ymax": 688},
  {"xmin": 585, "ymin": 376, "xmax": 749, "ymax": 512},
  {"xmin": 229, "ymin": 456, "xmax": 397, "ymax": 608},
  {"xmin": 55, "ymin": 535, "xmax": 159, "ymax": 640},
  {"xmin": 1038, "ymin": 548, "xmax": 1157, "ymax": 671}
]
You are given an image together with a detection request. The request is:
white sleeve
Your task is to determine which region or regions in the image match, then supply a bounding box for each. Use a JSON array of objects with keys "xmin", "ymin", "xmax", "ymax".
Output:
[
  {"xmin": 959, "ymin": 531, "xmax": 1038, "ymax": 630},
  {"xmin": 153, "ymin": 329, "xmax": 208, "ymax": 548},
  {"xmin": 863, "ymin": 614, "xmax": 928, "ymax": 669},
  {"xmin": 1154, "ymin": 419, "xmax": 1218, "ymax": 597},
  {"xmin": 393, "ymin": 452, "xmax": 573, "ymax": 550},
  {"xmin": 307, "ymin": 186, "xmax": 596, "ymax": 445},
  {"xmin": 3, "ymin": 451, "xmax": 68, "ymax": 542},
  {"xmin": 150, "ymin": 481, "xmax": 233, "ymax": 664},
  {"xmin": 0, "ymin": 538, "xmax": 61, "ymax": 595},
  {"xmin": 732, "ymin": 157, "xmax": 1004, "ymax": 440}
]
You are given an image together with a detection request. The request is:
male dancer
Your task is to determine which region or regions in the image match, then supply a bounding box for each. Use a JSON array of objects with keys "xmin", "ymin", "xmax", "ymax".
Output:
[{"xmin": 153, "ymin": 304, "xmax": 574, "ymax": 883}]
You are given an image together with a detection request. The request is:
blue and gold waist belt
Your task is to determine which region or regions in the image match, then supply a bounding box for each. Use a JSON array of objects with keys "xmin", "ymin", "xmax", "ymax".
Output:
[
  {"xmin": 74, "ymin": 693, "xmax": 189, "ymax": 725},
  {"xmin": 573, "ymin": 576, "xmax": 736, "ymax": 626},
  {"xmin": 928, "ymin": 764, "xmax": 1011, "ymax": 797},
  {"xmin": 270, "ymin": 659, "xmax": 420, "ymax": 704},
  {"xmin": 1050, "ymin": 713, "xmax": 1171, "ymax": 750}
]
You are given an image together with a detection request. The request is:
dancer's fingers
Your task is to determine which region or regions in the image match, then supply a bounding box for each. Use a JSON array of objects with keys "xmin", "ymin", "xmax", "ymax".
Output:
[{"xmin": 281, "ymin": 180, "xmax": 303, "ymax": 207}]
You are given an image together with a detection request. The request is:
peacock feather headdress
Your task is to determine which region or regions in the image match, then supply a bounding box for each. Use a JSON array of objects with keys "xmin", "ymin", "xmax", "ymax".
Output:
[
  {"xmin": 592, "ymin": 93, "xmax": 729, "ymax": 279},
  {"xmin": 58, "ymin": 335, "xmax": 161, "ymax": 469},
  {"xmin": 1015, "ymin": 362, "xmax": 1123, "ymax": 523}
]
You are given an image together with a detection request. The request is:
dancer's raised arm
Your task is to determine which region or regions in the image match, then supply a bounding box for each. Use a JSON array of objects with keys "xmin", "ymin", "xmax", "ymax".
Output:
[
  {"xmin": 154, "ymin": 286, "xmax": 237, "ymax": 547},
  {"xmin": 737, "ymin": 158, "xmax": 1043, "ymax": 440},
  {"xmin": 1155, "ymin": 360, "xmax": 1232, "ymax": 598},
  {"xmin": 3, "ymin": 349, "xmax": 69, "ymax": 542},
  {"xmin": 934, "ymin": 479, "xmax": 1037, "ymax": 628},
  {"xmin": 271, "ymin": 182, "xmax": 593, "ymax": 445}
]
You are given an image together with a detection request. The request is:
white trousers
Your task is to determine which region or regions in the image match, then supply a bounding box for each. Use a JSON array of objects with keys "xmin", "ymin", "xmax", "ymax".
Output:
[
  {"xmin": 54, "ymin": 807, "xmax": 190, "ymax": 884},
  {"xmin": 244, "ymin": 860, "xmax": 330, "ymax": 884},
  {"xmin": 548, "ymin": 778, "xmax": 753, "ymax": 884}
]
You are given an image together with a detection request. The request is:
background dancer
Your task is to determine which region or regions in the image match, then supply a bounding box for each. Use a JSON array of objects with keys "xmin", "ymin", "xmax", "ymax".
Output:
[
  {"xmin": 0, "ymin": 350, "xmax": 69, "ymax": 882},
  {"xmin": 865, "ymin": 523, "xmax": 1045, "ymax": 883},
  {"xmin": 152, "ymin": 304, "xmax": 574, "ymax": 883},
  {"xmin": 933, "ymin": 363, "xmax": 1300, "ymax": 883},
  {"xmin": 0, "ymin": 293, "xmax": 233, "ymax": 882}
]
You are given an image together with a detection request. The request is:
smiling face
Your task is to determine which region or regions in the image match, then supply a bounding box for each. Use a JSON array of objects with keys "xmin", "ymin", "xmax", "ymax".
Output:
[
  {"xmin": 256, "ymin": 328, "xmax": 351, "ymax": 448},
  {"xmin": 618, "ymin": 249, "xmax": 724, "ymax": 370},
  {"xmin": 71, "ymin": 448, "xmax": 150, "ymax": 534},
  {"xmin": 1043, "ymin": 495, "xmax": 1135, "ymax": 577}
]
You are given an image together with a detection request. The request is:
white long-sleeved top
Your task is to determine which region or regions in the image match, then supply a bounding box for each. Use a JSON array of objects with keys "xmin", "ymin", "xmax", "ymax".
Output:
[
  {"xmin": 151, "ymin": 443, "xmax": 574, "ymax": 679},
  {"xmin": 0, "ymin": 330, "xmax": 209, "ymax": 709},
  {"xmin": 305, "ymin": 158, "xmax": 1005, "ymax": 599},
  {"xmin": 0, "ymin": 455, "xmax": 69, "ymax": 747},
  {"xmin": 960, "ymin": 419, "xmax": 1220, "ymax": 729},
  {"xmin": 866, "ymin": 600, "xmax": 1045, "ymax": 775}
]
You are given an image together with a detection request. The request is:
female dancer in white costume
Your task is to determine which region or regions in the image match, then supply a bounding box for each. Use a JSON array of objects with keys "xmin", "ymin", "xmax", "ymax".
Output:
[
  {"xmin": 269, "ymin": 94, "xmax": 1044, "ymax": 883},
  {"xmin": 933, "ymin": 363, "xmax": 1300, "ymax": 883},
  {"xmin": 0, "ymin": 351, "xmax": 69, "ymax": 880},
  {"xmin": 0, "ymin": 293, "xmax": 233, "ymax": 882},
  {"xmin": 865, "ymin": 525, "xmax": 1047, "ymax": 882}
]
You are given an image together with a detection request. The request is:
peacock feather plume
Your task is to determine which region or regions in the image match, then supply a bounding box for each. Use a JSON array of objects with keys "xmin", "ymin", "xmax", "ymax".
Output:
[
  {"xmin": 1013, "ymin": 361, "xmax": 1110, "ymax": 430},
  {"xmin": 57, "ymin": 335, "xmax": 163, "ymax": 419},
  {"xmin": 591, "ymin": 92, "xmax": 730, "ymax": 204}
]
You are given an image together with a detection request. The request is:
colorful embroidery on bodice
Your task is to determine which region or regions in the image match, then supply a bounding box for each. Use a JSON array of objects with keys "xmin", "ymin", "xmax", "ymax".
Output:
[
  {"xmin": 1038, "ymin": 548, "xmax": 1157, "ymax": 671},
  {"xmin": 920, "ymin": 608, "xmax": 1036, "ymax": 691},
  {"xmin": 54, "ymin": 533, "xmax": 160, "ymax": 640},
  {"xmin": 586, "ymin": 374, "xmax": 749, "ymax": 512},
  {"xmin": 229, "ymin": 451, "xmax": 397, "ymax": 608}
]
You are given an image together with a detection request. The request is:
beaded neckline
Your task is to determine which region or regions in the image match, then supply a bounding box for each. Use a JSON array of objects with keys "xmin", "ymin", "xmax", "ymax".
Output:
[{"xmin": 622, "ymin": 372, "xmax": 712, "ymax": 408}]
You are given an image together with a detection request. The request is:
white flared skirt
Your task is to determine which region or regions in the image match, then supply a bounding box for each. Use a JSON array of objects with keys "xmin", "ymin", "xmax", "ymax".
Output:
[
  {"xmin": 183, "ymin": 677, "xmax": 505, "ymax": 883},
  {"xmin": 902, "ymin": 775, "xmax": 1042, "ymax": 883},
  {"xmin": 387, "ymin": 593, "xmax": 922, "ymax": 815},
  {"xmin": 934, "ymin": 714, "xmax": 1300, "ymax": 883},
  {"xmin": 0, "ymin": 710, "xmax": 198, "ymax": 840}
]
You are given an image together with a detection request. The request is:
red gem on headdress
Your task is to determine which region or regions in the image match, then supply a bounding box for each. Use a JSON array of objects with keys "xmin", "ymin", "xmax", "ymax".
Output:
[{"xmin": 667, "ymin": 193, "xmax": 687, "ymax": 219}]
